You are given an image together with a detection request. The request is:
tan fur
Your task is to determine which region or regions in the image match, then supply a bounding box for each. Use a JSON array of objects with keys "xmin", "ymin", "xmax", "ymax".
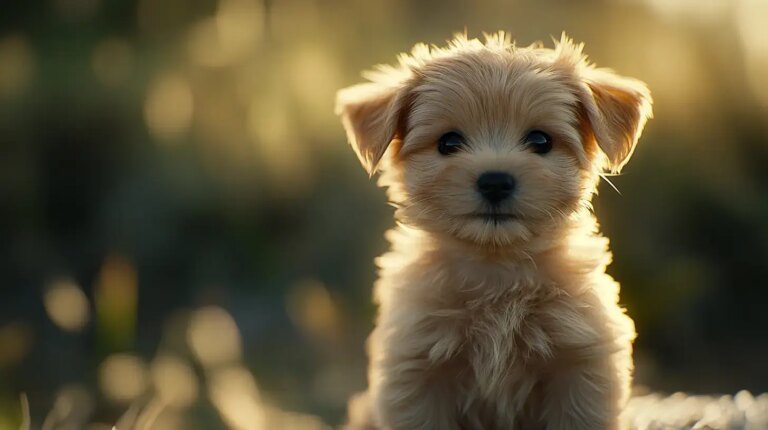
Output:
[{"xmin": 336, "ymin": 32, "xmax": 652, "ymax": 430}]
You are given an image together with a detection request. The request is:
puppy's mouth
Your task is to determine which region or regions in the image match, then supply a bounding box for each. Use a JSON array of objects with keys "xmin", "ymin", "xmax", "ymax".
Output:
[{"xmin": 467, "ymin": 213, "xmax": 518, "ymax": 223}]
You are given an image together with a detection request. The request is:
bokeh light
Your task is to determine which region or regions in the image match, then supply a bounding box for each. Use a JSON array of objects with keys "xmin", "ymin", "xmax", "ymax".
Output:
[
  {"xmin": 0, "ymin": 35, "xmax": 34, "ymax": 98},
  {"xmin": 144, "ymin": 73, "xmax": 195, "ymax": 142},
  {"xmin": 186, "ymin": 0, "xmax": 263, "ymax": 68},
  {"xmin": 147, "ymin": 409, "xmax": 185, "ymax": 430},
  {"xmin": 150, "ymin": 355, "xmax": 199, "ymax": 408},
  {"xmin": 186, "ymin": 306, "xmax": 242, "ymax": 368},
  {"xmin": 207, "ymin": 365, "xmax": 266, "ymax": 430},
  {"xmin": 736, "ymin": 0, "xmax": 768, "ymax": 108},
  {"xmin": 98, "ymin": 354, "xmax": 148, "ymax": 403},
  {"xmin": 286, "ymin": 280, "xmax": 342, "ymax": 344},
  {"xmin": 43, "ymin": 278, "xmax": 90, "ymax": 333}
]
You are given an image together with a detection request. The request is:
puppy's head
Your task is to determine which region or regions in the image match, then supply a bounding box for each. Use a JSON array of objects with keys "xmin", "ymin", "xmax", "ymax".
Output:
[{"xmin": 337, "ymin": 33, "xmax": 652, "ymax": 247}]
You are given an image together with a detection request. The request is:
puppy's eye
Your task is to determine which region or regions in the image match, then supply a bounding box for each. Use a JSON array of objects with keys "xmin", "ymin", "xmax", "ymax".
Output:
[
  {"xmin": 523, "ymin": 130, "xmax": 552, "ymax": 154},
  {"xmin": 438, "ymin": 132, "xmax": 465, "ymax": 155}
]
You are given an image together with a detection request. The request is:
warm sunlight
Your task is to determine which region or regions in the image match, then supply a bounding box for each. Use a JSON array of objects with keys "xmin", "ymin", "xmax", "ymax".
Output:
[{"xmin": 2, "ymin": 0, "xmax": 767, "ymax": 428}]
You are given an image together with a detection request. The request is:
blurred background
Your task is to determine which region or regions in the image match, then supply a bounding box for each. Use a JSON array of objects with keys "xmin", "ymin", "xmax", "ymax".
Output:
[{"xmin": 1, "ymin": 0, "xmax": 767, "ymax": 428}]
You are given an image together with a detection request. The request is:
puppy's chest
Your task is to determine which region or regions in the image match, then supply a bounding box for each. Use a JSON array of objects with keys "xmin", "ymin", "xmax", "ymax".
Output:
[
  {"xmin": 439, "ymin": 285, "xmax": 557, "ymax": 418},
  {"xmin": 459, "ymin": 288, "xmax": 555, "ymax": 367},
  {"xmin": 420, "ymin": 265, "xmax": 560, "ymax": 369}
]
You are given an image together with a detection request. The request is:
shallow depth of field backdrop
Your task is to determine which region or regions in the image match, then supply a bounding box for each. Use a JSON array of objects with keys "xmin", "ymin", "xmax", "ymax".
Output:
[{"xmin": 1, "ymin": 0, "xmax": 767, "ymax": 428}]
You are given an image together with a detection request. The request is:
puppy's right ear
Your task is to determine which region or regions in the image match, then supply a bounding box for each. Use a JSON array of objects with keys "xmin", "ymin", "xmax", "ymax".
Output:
[
  {"xmin": 578, "ymin": 68, "xmax": 653, "ymax": 174},
  {"xmin": 335, "ymin": 82, "xmax": 411, "ymax": 175}
]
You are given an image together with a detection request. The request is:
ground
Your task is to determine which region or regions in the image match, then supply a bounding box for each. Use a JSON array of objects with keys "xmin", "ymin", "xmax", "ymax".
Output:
[{"xmin": 625, "ymin": 391, "xmax": 768, "ymax": 430}]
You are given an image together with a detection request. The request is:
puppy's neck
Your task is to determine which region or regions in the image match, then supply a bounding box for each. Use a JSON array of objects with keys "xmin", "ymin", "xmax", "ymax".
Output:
[
  {"xmin": 435, "ymin": 230, "xmax": 558, "ymax": 263},
  {"xmin": 389, "ymin": 212, "xmax": 607, "ymax": 275},
  {"xmin": 406, "ymin": 214, "xmax": 572, "ymax": 251}
]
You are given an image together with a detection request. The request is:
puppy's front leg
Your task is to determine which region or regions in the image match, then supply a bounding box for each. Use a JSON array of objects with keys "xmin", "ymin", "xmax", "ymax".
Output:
[
  {"xmin": 366, "ymin": 314, "xmax": 465, "ymax": 430},
  {"xmin": 542, "ymin": 355, "xmax": 629, "ymax": 430},
  {"xmin": 372, "ymin": 356, "xmax": 461, "ymax": 430}
]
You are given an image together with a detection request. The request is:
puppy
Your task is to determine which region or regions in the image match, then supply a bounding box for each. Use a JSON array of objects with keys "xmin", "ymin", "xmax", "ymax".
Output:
[{"xmin": 336, "ymin": 32, "xmax": 652, "ymax": 430}]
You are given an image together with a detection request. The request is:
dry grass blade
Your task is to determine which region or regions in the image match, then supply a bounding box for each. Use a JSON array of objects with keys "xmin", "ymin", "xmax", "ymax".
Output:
[{"xmin": 19, "ymin": 393, "xmax": 30, "ymax": 430}]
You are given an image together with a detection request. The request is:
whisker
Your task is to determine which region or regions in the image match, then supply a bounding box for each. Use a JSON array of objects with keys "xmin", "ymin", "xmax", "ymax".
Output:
[{"xmin": 600, "ymin": 174, "xmax": 622, "ymax": 195}]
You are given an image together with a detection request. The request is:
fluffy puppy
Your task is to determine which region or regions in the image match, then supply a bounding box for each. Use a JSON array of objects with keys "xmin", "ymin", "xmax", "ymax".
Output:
[{"xmin": 336, "ymin": 33, "xmax": 652, "ymax": 430}]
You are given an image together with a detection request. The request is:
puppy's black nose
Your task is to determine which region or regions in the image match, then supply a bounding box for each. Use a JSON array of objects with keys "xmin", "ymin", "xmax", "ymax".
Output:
[{"xmin": 477, "ymin": 171, "xmax": 516, "ymax": 204}]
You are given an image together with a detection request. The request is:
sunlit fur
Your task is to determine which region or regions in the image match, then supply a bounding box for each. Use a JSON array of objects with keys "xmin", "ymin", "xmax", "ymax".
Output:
[{"xmin": 336, "ymin": 32, "xmax": 652, "ymax": 430}]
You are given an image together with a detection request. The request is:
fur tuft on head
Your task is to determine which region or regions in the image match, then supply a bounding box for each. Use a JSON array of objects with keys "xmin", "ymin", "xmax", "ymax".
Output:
[{"xmin": 552, "ymin": 33, "xmax": 653, "ymax": 173}]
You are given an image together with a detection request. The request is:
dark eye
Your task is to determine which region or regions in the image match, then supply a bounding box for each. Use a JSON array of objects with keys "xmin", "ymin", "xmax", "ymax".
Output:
[
  {"xmin": 438, "ymin": 131, "xmax": 465, "ymax": 155},
  {"xmin": 524, "ymin": 130, "xmax": 552, "ymax": 154}
]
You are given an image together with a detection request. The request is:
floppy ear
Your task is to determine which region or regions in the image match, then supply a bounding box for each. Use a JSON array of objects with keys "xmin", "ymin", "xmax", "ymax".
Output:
[
  {"xmin": 335, "ymin": 82, "xmax": 411, "ymax": 175},
  {"xmin": 577, "ymin": 68, "xmax": 653, "ymax": 173}
]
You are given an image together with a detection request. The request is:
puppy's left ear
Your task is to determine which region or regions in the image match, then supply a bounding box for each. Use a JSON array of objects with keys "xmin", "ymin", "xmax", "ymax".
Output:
[
  {"xmin": 335, "ymin": 81, "xmax": 411, "ymax": 175},
  {"xmin": 578, "ymin": 68, "xmax": 653, "ymax": 173}
]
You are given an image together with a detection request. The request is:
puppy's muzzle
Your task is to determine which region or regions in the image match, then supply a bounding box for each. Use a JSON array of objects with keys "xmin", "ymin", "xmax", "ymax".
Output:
[{"xmin": 476, "ymin": 171, "xmax": 516, "ymax": 205}]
